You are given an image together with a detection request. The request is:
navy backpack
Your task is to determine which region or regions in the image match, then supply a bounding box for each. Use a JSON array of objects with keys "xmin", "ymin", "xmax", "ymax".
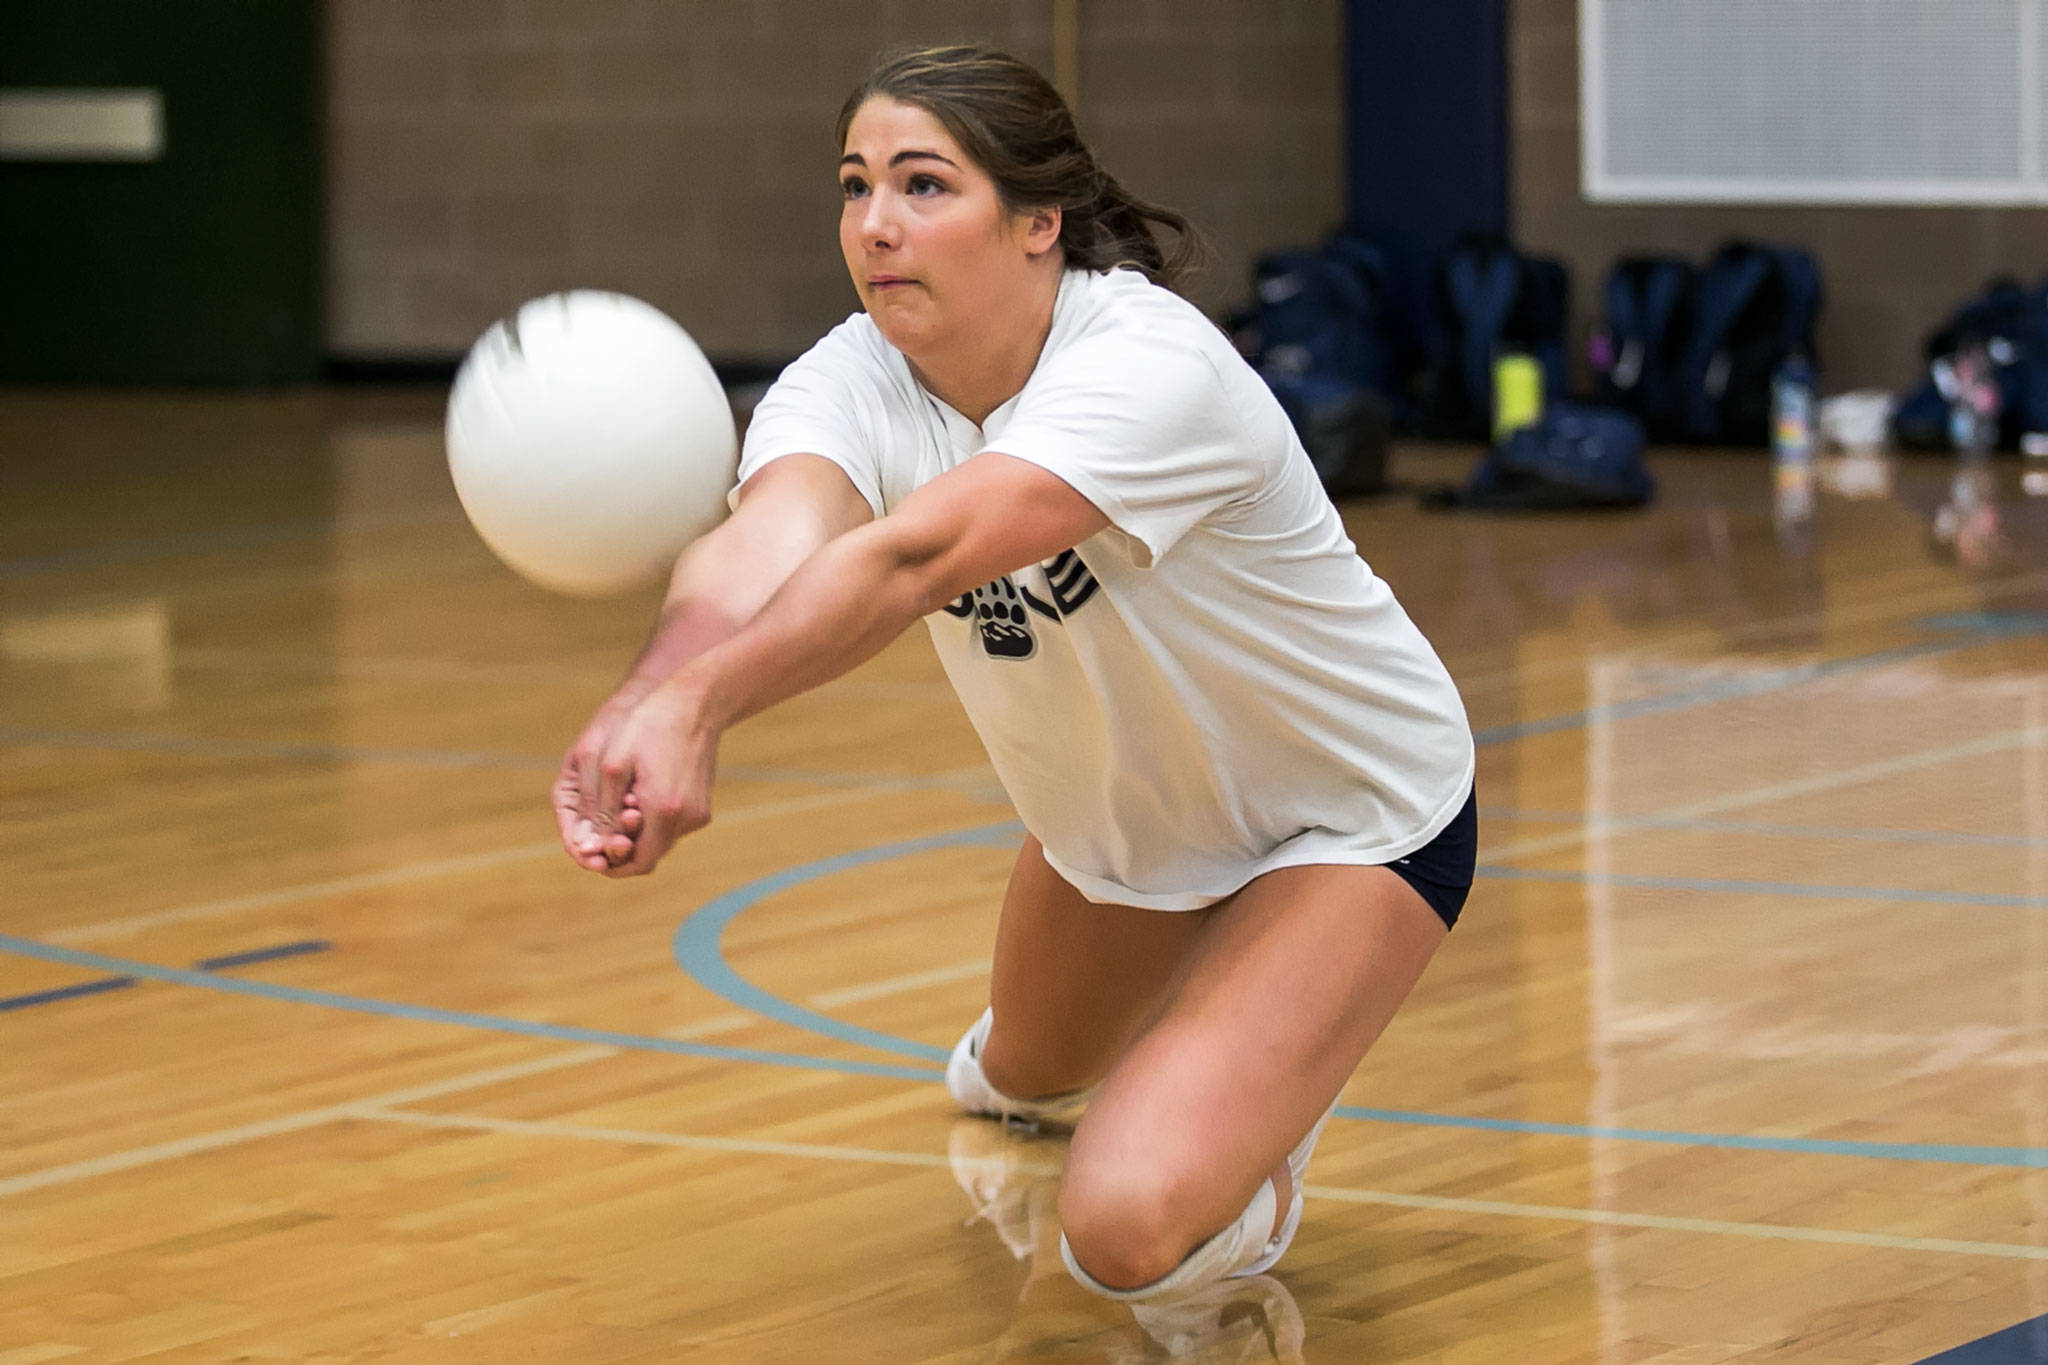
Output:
[
  {"xmin": 1233, "ymin": 232, "xmax": 1400, "ymax": 495},
  {"xmin": 1673, "ymin": 241, "xmax": 1822, "ymax": 446},
  {"xmin": 1893, "ymin": 275, "xmax": 2048, "ymax": 449},
  {"xmin": 1429, "ymin": 403, "xmax": 1655, "ymax": 510},
  {"xmin": 1420, "ymin": 238, "xmax": 1571, "ymax": 440},
  {"xmin": 1595, "ymin": 256, "xmax": 1696, "ymax": 442}
]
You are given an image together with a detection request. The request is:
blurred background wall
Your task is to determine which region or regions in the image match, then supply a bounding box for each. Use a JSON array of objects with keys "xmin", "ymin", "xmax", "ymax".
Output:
[
  {"xmin": 10, "ymin": 0, "xmax": 2041, "ymax": 390},
  {"xmin": 1511, "ymin": 0, "xmax": 2048, "ymax": 390},
  {"xmin": 0, "ymin": 3, "xmax": 322, "ymax": 383},
  {"xmin": 323, "ymin": 0, "xmax": 1344, "ymax": 366}
]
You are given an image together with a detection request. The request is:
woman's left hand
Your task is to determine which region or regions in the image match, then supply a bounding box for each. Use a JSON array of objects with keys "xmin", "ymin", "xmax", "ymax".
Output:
[{"xmin": 585, "ymin": 680, "xmax": 721, "ymax": 877}]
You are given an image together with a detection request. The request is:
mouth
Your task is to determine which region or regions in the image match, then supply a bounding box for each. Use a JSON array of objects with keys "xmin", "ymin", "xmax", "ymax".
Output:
[{"xmin": 867, "ymin": 276, "xmax": 918, "ymax": 290}]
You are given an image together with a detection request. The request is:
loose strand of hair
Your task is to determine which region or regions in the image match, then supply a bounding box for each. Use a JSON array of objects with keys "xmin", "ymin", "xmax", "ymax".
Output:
[{"xmin": 1076, "ymin": 181, "xmax": 1211, "ymax": 294}]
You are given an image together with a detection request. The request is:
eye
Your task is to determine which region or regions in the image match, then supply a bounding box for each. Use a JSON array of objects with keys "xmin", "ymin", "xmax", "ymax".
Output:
[
  {"xmin": 906, "ymin": 173, "xmax": 946, "ymax": 197},
  {"xmin": 839, "ymin": 176, "xmax": 869, "ymax": 200}
]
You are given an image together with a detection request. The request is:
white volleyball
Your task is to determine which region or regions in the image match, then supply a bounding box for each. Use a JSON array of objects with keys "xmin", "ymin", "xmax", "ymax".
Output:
[{"xmin": 445, "ymin": 291, "xmax": 738, "ymax": 596}]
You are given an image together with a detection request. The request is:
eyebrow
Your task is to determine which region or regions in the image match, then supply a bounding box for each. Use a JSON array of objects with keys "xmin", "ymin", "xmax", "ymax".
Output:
[{"xmin": 838, "ymin": 150, "xmax": 961, "ymax": 170}]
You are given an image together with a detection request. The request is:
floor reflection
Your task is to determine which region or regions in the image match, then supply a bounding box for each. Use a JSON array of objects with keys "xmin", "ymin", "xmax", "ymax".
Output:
[{"xmin": 951, "ymin": 1119, "xmax": 1307, "ymax": 1364}]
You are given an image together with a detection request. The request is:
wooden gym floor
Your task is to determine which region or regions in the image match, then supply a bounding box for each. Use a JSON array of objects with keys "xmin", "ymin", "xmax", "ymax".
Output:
[{"xmin": 3, "ymin": 386, "xmax": 2048, "ymax": 1362}]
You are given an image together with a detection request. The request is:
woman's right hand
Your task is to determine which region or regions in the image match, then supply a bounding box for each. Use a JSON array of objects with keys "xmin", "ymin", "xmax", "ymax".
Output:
[
  {"xmin": 554, "ymin": 688, "xmax": 650, "ymax": 870},
  {"xmin": 550, "ymin": 455, "xmax": 876, "ymax": 873}
]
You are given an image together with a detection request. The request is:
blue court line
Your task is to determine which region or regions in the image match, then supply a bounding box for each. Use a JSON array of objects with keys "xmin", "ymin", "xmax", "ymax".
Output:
[
  {"xmin": 0, "ymin": 975, "xmax": 138, "ymax": 1012},
  {"xmin": 1921, "ymin": 611, "xmax": 2048, "ymax": 638},
  {"xmin": 0, "ymin": 520, "xmax": 339, "ymax": 579},
  {"xmin": 0, "ymin": 507, "xmax": 460, "ymax": 581},
  {"xmin": 1, "ymin": 940, "xmax": 333, "ymax": 1012},
  {"xmin": 0, "ymin": 729, "xmax": 1008, "ymax": 805},
  {"xmin": 0, "ymin": 933, "xmax": 940, "ymax": 1085},
  {"xmin": 1475, "ymin": 864, "xmax": 2048, "ymax": 910},
  {"xmin": 671, "ymin": 823, "xmax": 1028, "ymax": 1066},
  {"xmin": 0, "ymin": 628, "xmax": 1996, "ymax": 787},
  {"xmin": 1482, "ymin": 807, "xmax": 2048, "ymax": 851},
  {"xmin": 1334, "ymin": 1106, "xmax": 2048, "ymax": 1169},
  {"xmin": 1470, "ymin": 638, "xmax": 1966, "ymax": 746},
  {"xmin": 194, "ymin": 939, "xmax": 332, "ymax": 971},
  {"xmin": 1917, "ymin": 1312, "xmax": 2048, "ymax": 1363},
  {"xmin": 668, "ymin": 821, "xmax": 2048, "ymax": 1170},
  {"xmin": 0, "ymin": 727, "xmax": 555, "ymax": 773}
]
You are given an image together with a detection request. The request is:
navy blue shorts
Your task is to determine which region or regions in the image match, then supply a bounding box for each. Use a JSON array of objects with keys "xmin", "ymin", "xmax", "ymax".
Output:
[{"xmin": 1381, "ymin": 787, "xmax": 1477, "ymax": 929}]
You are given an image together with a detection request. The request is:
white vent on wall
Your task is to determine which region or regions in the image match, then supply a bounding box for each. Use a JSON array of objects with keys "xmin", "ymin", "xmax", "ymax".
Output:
[{"xmin": 1582, "ymin": 0, "xmax": 2047, "ymax": 203}]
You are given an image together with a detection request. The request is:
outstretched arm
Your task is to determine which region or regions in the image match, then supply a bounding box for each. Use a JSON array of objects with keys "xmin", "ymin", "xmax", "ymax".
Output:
[
  {"xmin": 555, "ymin": 454, "xmax": 873, "ymax": 869},
  {"xmin": 587, "ymin": 451, "xmax": 1110, "ymax": 875}
]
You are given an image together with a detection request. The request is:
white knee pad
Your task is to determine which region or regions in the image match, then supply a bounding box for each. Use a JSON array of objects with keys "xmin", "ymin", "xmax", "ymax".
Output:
[
  {"xmin": 944, "ymin": 1007, "xmax": 1093, "ymax": 1130},
  {"xmin": 1058, "ymin": 1101, "xmax": 1335, "ymax": 1301},
  {"xmin": 1240, "ymin": 1102, "xmax": 1333, "ymax": 1277},
  {"xmin": 1059, "ymin": 1179, "xmax": 1279, "ymax": 1304}
]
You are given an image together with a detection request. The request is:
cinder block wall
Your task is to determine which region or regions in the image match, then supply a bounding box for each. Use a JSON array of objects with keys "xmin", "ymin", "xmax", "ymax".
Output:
[
  {"xmin": 325, "ymin": 0, "xmax": 1343, "ymax": 363},
  {"xmin": 1511, "ymin": 0, "xmax": 2048, "ymax": 392}
]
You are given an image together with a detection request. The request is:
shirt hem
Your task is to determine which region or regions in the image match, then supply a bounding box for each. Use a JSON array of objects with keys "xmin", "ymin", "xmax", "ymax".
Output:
[
  {"xmin": 733, "ymin": 446, "xmax": 886, "ymax": 519},
  {"xmin": 1036, "ymin": 754, "xmax": 1477, "ymax": 912}
]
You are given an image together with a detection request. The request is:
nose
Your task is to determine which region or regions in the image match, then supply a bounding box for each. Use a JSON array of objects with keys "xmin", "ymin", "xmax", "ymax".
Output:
[{"xmin": 858, "ymin": 188, "xmax": 901, "ymax": 251}]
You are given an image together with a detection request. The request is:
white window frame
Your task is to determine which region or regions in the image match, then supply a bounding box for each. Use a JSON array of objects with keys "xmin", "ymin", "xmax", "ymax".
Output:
[{"xmin": 1581, "ymin": 0, "xmax": 2047, "ymax": 204}]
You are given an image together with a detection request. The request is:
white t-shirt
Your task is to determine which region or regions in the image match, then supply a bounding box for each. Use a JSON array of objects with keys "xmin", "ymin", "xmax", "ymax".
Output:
[{"xmin": 740, "ymin": 266, "xmax": 1474, "ymax": 910}]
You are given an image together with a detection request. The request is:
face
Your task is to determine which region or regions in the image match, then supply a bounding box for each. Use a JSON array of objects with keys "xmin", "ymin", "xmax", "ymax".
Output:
[{"xmin": 838, "ymin": 96, "xmax": 1061, "ymax": 358}]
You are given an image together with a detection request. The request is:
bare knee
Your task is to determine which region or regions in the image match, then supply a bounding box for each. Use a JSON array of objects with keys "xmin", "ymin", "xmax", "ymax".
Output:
[
  {"xmin": 1056, "ymin": 1159, "xmax": 1205, "ymax": 1290},
  {"xmin": 978, "ymin": 1027, "xmax": 1103, "ymax": 1101}
]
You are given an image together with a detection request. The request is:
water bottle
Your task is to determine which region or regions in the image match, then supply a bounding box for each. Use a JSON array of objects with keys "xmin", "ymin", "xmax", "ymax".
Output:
[
  {"xmin": 1492, "ymin": 352, "xmax": 1544, "ymax": 443},
  {"xmin": 1771, "ymin": 354, "xmax": 1817, "ymax": 532},
  {"xmin": 1771, "ymin": 354, "xmax": 1817, "ymax": 466}
]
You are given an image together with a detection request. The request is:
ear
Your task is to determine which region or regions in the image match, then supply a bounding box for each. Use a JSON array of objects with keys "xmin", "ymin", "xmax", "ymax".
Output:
[{"xmin": 1021, "ymin": 204, "xmax": 1062, "ymax": 258}]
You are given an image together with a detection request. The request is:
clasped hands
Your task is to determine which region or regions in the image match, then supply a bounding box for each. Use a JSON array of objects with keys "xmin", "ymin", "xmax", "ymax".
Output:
[{"xmin": 553, "ymin": 679, "xmax": 721, "ymax": 877}]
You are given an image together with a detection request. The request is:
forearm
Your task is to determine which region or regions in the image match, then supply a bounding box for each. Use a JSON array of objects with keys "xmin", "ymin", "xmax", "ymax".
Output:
[
  {"xmin": 612, "ymin": 563, "xmax": 748, "ymax": 706},
  {"xmin": 671, "ymin": 522, "xmax": 936, "ymax": 732},
  {"xmin": 609, "ymin": 487, "xmax": 845, "ymax": 708}
]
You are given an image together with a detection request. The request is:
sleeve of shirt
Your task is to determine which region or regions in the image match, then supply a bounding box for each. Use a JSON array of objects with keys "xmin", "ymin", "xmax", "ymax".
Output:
[
  {"xmin": 979, "ymin": 336, "xmax": 1265, "ymax": 568},
  {"xmin": 733, "ymin": 325, "xmax": 889, "ymax": 518}
]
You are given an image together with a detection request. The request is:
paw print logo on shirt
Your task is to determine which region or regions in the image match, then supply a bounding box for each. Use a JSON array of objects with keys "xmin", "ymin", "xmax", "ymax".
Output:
[
  {"xmin": 941, "ymin": 552, "xmax": 1101, "ymax": 661},
  {"xmin": 945, "ymin": 576, "xmax": 1036, "ymax": 659}
]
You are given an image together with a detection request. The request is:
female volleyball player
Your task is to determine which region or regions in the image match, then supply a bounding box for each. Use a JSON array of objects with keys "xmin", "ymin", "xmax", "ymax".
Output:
[{"xmin": 553, "ymin": 45, "xmax": 1475, "ymax": 1303}]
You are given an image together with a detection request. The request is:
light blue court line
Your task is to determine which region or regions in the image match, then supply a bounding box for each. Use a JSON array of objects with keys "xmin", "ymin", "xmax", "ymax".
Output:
[
  {"xmin": 669, "ymin": 821, "xmax": 2048, "ymax": 1169},
  {"xmin": 671, "ymin": 823, "xmax": 1028, "ymax": 1066},
  {"xmin": 0, "ymin": 727, "xmax": 556, "ymax": 773},
  {"xmin": 0, "ymin": 933, "xmax": 941, "ymax": 1085},
  {"xmin": 1475, "ymin": 863, "xmax": 2048, "ymax": 910},
  {"xmin": 0, "ymin": 507, "xmax": 461, "ymax": 581},
  {"xmin": 0, "ymin": 627, "xmax": 1997, "ymax": 783},
  {"xmin": 0, "ymin": 519, "xmax": 338, "ymax": 579},
  {"xmin": 0, "ymin": 727, "xmax": 1007, "ymax": 801},
  {"xmin": 1470, "ymin": 637, "xmax": 1966, "ymax": 746},
  {"xmin": 1334, "ymin": 1106, "xmax": 2048, "ymax": 1169},
  {"xmin": 1467, "ymin": 607, "xmax": 2043, "ymax": 749},
  {"xmin": 1921, "ymin": 611, "xmax": 2048, "ymax": 638},
  {"xmin": 1481, "ymin": 807, "xmax": 2048, "ymax": 851}
]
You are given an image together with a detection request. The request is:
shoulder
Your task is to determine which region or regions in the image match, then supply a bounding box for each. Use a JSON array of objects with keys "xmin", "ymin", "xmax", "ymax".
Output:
[
  {"xmin": 1028, "ymin": 270, "xmax": 1282, "ymax": 435},
  {"xmin": 1055, "ymin": 267, "xmax": 1225, "ymax": 353},
  {"xmin": 740, "ymin": 314, "xmax": 905, "ymax": 515},
  {"xmin": 779, "ymin": 312, "xmax": 901, "ymax": 392},
  {"xmin": 752, "ymin": 313, "xmax": 921, "ymax": 437}
]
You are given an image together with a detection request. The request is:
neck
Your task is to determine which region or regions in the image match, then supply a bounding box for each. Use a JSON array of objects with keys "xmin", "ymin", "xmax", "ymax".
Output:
[{"xmin": 907, "ymin": 262, "xmax": 1065, "ymax": 426}]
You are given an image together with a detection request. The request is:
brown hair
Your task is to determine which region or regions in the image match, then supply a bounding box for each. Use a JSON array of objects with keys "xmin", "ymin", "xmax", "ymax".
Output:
[{"xmin": 836, "ymin": 44, "xmax": 1209, "ymax": 293}]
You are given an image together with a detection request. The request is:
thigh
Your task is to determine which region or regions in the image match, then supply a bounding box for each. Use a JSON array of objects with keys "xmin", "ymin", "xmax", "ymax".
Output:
[
  {"xmin": 1063, "ymin": 863, "xmax": 1448, "ymax": 1233},
  {"xmin": 976, "ymin": 835, "xmax": 1210, "ymax": 1099}
]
